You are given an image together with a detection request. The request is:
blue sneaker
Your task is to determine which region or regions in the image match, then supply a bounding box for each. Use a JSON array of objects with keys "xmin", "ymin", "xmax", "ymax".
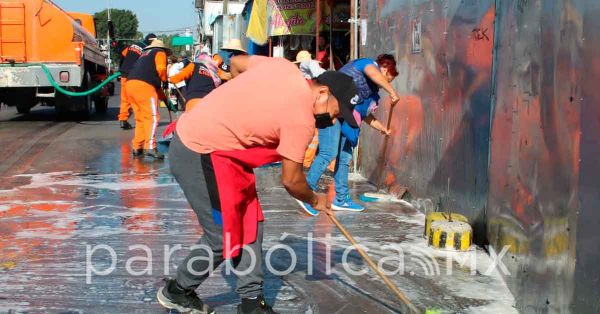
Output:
[
  {"xmin": 332, "ymin": 197, "xmax": 365, "ymax": 212},
  {"xmin": 295, "ymin": 199, "xmax": 319, "ymax": 216}
]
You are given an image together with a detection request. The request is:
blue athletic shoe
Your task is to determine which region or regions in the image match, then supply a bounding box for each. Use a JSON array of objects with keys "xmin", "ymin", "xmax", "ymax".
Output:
[
  {"xmin": 332, "ymin": 197, "xmax": 365, "ymax": 212},
  {"xmin": 295, "ymin": 199, "xmax": 319, "ymax": 216}
]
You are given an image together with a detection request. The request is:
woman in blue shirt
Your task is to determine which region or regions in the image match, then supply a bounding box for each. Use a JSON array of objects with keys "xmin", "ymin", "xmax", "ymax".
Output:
[{"xmin": 297, "ymin": 54, "xmax": 400, "ymax": 215}]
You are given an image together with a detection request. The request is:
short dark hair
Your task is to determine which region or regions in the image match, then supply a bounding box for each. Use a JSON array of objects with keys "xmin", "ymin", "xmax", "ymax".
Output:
[{"xmin": 376, "ymin": 54, "xmax": 398, "ymax": 77}]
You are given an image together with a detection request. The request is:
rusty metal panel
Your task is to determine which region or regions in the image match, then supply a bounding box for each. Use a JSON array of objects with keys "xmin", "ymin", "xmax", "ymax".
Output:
[
  {"xmin": 487, "ymin": 0, "xmax": 600, "ymax": 313},
  {"xmin": 574, "ymin": 1, "xmax": 600, "ymax": 313},
  {"xmin": 359, "ymin": 0, "xmax": 600, "ymax": 312},
  {"xmin": 358, "ymin": 0, "xmax": 496, "ymax": 243}
]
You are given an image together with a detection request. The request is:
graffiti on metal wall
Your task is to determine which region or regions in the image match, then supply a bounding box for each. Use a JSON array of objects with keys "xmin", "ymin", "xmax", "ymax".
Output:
[
  {"xmin": 486, "ymin": 0, "xmax": 585, "ymax": 312},
  {"xmin": 360, "ymin": 0, "xmax": 600, "ymax": 312},
  {"xmin": 359, "ymin": 0, "xmax": 495, "ymax": 244}
]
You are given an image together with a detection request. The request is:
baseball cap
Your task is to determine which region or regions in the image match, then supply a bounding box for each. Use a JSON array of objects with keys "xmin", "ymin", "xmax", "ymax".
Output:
[
  {"xmin": 144, "ymin": 33, "xmax": 158, "ymax": 45},
  {"xmin": 316, "ymin": 71, "xmax": 360, "ymax": 127}
]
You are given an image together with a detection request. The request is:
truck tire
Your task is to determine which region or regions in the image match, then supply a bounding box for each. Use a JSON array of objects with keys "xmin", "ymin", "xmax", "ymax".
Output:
[
  {"xmin": 16, "ymin": 104, "xmax": 31, "ymax": 114},
  {"xmin": 5, "ymin": 88, "xmax": 36, "ymax": 114},
  {"xmin": 107, "ymin": 82, "xmax": 115, "ymax": 96},
  {"xmin": 78, "ymin": 71, "xmax": 93, "ymax": 119},
  {"xmin": 94, "ymin": 96, "xmax": 108, "ymax": 114},
  {"xmin": 55, "ymin": 72, "xmax": 92, "ymax": 120}
]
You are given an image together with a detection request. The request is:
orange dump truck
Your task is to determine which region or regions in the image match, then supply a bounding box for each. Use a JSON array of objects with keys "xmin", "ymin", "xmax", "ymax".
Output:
[{"xmin": 0, "ymin": 0, "xmax": 110, "ymax": 117}]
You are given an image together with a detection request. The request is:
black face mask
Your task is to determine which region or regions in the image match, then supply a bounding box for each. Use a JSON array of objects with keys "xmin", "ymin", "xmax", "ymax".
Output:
[{"xmin": 314, "ymin": 113, "xmax": 334, "ymax": 129}]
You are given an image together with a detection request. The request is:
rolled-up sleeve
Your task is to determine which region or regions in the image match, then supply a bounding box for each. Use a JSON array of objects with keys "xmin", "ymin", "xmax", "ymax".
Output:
[{"xmin": 277, "ymin": 124, "xmax": 315, "ymax": 163}]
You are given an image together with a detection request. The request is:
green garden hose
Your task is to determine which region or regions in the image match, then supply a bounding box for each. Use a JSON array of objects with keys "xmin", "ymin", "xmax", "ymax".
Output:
[
  {"xmin": 1, "ymin": 62, "xmax": 177, "ymax": 112},
  {"xmin": 40, "ymin": 64, "xmax": 121, "ymax": 97},
  {"xmin": 0, "ymin": 62, "xmax": 120, "ymax": 96}
]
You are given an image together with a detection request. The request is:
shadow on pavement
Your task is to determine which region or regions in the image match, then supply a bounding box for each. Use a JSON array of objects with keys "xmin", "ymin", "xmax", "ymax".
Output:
[{"xmin": 8, "ymin": 106, "xmax": 120, "ymax": 122}]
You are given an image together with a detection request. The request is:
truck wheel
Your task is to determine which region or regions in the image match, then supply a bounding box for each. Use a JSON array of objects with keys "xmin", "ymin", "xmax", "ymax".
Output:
[
  {"xmin": 54, "ymin": 93, "xmax": 70, "ymax": 119},
  {"xmin": 79, "ymin": 72, "xmax": 93, "ymax": 119},
  {"xmin": 6, "ymin": 88, "xmax": 36, "ymax": 114},
  {"xmin": 16, "ymin": 104, "xmax": 31, "ymax": 114},
  {"xmin": 108, "ymin": 82, "xmax": 115, "ymax": 96},
  {"xmin": 55, "ymin": 72, "xmax": 92, "ymax": 120},
  {"xmin": 94, "ymin": 96, "xmax": 108, "ymax": 114}
]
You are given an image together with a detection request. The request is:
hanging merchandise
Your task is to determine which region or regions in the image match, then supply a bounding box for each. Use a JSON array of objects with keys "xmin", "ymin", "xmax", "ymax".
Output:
[
  {"xmin": 247, "ymin": 0, "xmax": 269, "ymax": 44},
  {"xmin": 290, "ymin": 36, "xmax": 301, "ymax": 50},
  {"xmin": 273, "ymin": 46, "xmax": 285, "ymax": 57},
  {"xmin": 301, "ymin": 35, "xmax": 313, "ymax": 50},
  {"xmin": 273, "ymin": 37, "xmax": 284, "ymax": 57}
]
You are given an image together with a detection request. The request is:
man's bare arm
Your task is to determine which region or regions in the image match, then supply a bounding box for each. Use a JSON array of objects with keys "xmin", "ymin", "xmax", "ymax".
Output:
[
  {"xmin": 281, "ymin": 157, "xmax": 331, "ymax": 212},
  {"xmin": 230, "ymin": 55, "xmax": 251, "ymax": 78}
]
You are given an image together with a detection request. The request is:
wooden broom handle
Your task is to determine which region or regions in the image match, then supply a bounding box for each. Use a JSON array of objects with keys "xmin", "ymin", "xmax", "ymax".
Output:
[
  {"xmin": 326, "ymin": 213, "xmax": 420, "ymax": 314},
  {"xmin": 376, "ymin": 104, "xmax": 396, "ymax": 189},
  {"xmin": 174, "ymin": 86, "xmax": 187, "ymax": 103}
]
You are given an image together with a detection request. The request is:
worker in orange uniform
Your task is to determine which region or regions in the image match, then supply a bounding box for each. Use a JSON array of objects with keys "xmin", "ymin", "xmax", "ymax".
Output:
[
  {"xmin": 168, "ymin": 54, "xmax": 223, "ymax": 112},
  {"xmin": 167, "ymin": 39, "xmax": 246, "ymax": 113},
  {"xmin": 117, "ymin": 33, "xmax": 157, "ymax": 129},
  {"xmin": 125, "ymin": 39, "xmax": 172, "ymax": 159}
]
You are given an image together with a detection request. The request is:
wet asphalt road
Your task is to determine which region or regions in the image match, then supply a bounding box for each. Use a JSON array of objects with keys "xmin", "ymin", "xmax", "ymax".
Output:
[{"xmin": 0, "ymin": 85, "xmax": 516, "ymax": 313}]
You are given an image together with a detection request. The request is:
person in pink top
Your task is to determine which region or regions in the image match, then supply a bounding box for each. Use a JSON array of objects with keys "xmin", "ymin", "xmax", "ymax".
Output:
[{"xmin": 157, "ymin": 55, "xmax": 359, "ymax": 314}]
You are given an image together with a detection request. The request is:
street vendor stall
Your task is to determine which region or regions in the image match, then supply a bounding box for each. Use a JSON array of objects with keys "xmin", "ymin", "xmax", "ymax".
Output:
[{"xmin": 266, "ymin": 0, "xmax": 352, "ymax": 66}]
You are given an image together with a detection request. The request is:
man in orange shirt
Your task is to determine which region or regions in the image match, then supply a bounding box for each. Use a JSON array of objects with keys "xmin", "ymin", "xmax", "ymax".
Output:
[
  {"xmin": 126, "ymin": 39, "xmax": 171, "ymax": 159},
  {"xmin": 157, "ymin": 56, "xmax": 358, "ymax": 314},
  {"xmin": 117, "ymin": 33, "xmax": 157, "ymax": 129}
]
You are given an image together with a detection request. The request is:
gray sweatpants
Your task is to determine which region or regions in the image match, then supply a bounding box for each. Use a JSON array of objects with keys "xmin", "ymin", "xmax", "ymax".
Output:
[{"xmin": 169, "ymin": 134, "xmax": 264, "ymax": 298}]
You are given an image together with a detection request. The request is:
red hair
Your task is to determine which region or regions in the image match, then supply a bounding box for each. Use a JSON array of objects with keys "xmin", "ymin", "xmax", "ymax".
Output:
[{"xmin": 376, "ymin": 54, "xmax": 398, "ymax": 77}]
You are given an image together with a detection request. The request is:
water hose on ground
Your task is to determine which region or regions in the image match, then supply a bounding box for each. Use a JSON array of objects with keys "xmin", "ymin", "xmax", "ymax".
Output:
[
  {"xmin": 41, "ymin": 64, "xmax": 121, "ymax": 97},
  {"xmin": 1, "ymin": 63, "xmax": 177, "ymax": 112},
  {"xmin": 0, "ymin": 63, "xmax": 120, "ymax": 96}
]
